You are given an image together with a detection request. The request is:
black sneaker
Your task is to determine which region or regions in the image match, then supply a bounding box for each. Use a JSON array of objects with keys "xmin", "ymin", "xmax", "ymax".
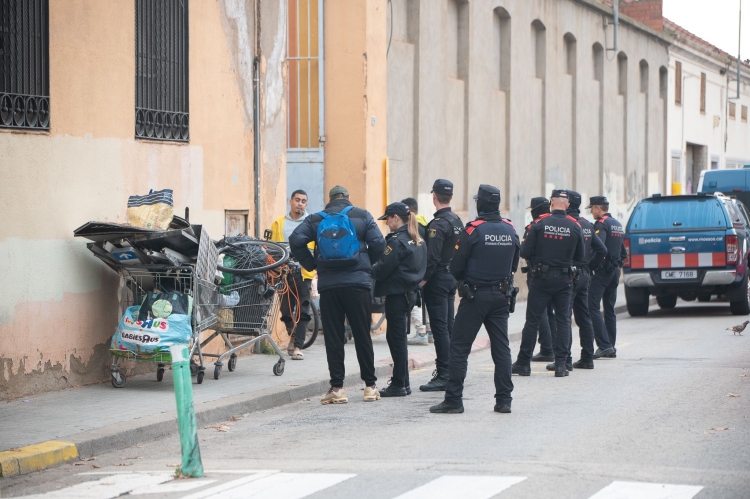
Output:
[
  {"xmin": 511, "ymin": 362, "xmax": 531, "ymax": 376},
  {"xmin": 593, "ymin": 347, "xmax": 615, "ymax": 359},
  {"xmin": 531, "ymin": 352, "xmax": 554, "ymax": 362},
  {"xmin": 429, "ymin": 401, "xmax": 464, "ymax": 414},
  {"xmin": 379, "ymin": 383, "xmax": 408, "ymax": 397},
  {"xmin": 419, "ymin": 370, "xmax": 449, "ymax": 392},
  {"xmin": 572, "ymin": 359, "xmax": 594, "ymax": 369},
  {"xmin": 494, "ymin": 403, "xmax": 511, "ymax": 413},
  {"xmin": 546, "ymin": 362, "xmax": 573, "ymax": 371}
]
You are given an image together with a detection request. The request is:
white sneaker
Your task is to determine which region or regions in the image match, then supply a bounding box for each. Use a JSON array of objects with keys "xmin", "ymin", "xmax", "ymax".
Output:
[
  {"xmin": 320, "ymin": 387, "xmax": 348, "ymax": 405},
  {"xmin": 408, "ymin": 333, "xmax": 429, "ymax": 346},
  {"xmin": 364, "ymin": 385, "xmax": 380, "ymax": 402}
]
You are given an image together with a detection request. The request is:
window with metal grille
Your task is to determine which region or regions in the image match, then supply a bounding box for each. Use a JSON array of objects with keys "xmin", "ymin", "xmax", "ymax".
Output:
[
  {"xmin": 135, "ymin": 0, "xmax": 189, "ymax": 142},
  {"xmin": 0, "ymin": 0, "xmax": 50, "ymax": 131}
]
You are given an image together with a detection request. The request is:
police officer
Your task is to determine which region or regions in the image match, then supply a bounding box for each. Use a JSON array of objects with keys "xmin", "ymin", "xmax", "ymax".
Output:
[
  {"xmin": 512, "ymin": 189, "xmax": 584, "ymax": 378},
  {"xmin": 430, "ymin": 185, "xmax": 520, "ymax": 414},
  {"xmin": 372, "ymin": 202, "xmax": 427, "ymax": 397},
  {"xmin": 524, "ymin": 197, "xmax": 556, "ymax": 364},
  {"xmin": 587, "ymin": 196, "xmax": 628, "ymax": 359},
  {"xmin": 419, "ymin": 179, "xmax": 464, "ymax": 392},
  {"xmin": 544, "ymin": 191, "xmax": 606, "ymax": 371}
]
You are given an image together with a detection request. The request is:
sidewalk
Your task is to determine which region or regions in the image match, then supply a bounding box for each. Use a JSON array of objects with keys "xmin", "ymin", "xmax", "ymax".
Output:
[{"xmin": 0, "ymin": 289, "xmax": 642, "ymax": 477}]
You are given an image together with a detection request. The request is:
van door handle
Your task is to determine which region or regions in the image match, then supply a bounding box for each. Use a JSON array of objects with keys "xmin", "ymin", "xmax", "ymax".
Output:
[{"xmin": 670, "ymin": 247, "xmax": 686, "ymax": 254}]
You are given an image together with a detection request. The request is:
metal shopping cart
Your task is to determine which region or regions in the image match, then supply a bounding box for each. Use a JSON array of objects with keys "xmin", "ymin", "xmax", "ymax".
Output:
[{"xmin": 193, "ymin": 238, "xmax": 290, "ymax": 380}]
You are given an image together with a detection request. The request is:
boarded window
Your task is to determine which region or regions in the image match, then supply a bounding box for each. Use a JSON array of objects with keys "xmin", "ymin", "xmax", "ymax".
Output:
[
  {"xmin": 225, "ymin": 211, "xmax": 249, "ymax": 237},
  {"xmin": 729, "ymin": 102, "xmax": 736, "ymax": 119},
  {"xmin": 700, "ymin": 72, "xmax": 706, "ymax": 113},
  {"xmin": 675, "ymin": 61, "xmax": 682, "ymax": 104},
  {"xmin": 743, "ymin": 105, "xmax": 748, "ymax": 123}
]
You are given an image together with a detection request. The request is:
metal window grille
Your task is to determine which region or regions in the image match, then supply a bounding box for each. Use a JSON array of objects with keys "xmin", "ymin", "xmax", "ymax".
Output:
[
  {"xmin": 135, "ymin": 0, "xmax": 189, "ymax": 142},
  {"xmin": 0, "ymin": 0, "xmax": 50, "ymax": 130}
]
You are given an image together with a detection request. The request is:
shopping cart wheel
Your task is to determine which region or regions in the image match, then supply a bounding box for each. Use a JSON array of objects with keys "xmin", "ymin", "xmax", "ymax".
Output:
[
  {"xmin": 214, "ymin": 363, "xmax": 223, "ymax": 380},
  {"xmin": 111, "ymin": 372, "xmax": 126, "ymax": 388},
  {"xmin": 196, "ymin": 370, "xmax": 205, "ymax": 384},
  {"xmin": 190, "ymin": 361, "xmax": 199, "ymax": 377},
  {"xmin": 273, "ymin": 360, "xmax": 285, "ymax": 376},
  {"xmin": 156, "ymin": 366, "xmax": 165, "ymax": 382},
  {"xmin": 228, "ymin": 354, "xmax": 237, "ymax": 372}
]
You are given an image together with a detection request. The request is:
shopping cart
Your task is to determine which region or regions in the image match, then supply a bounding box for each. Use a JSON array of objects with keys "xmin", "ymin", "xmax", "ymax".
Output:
[{"xmin": 193, "ymin": 238, "xmax": 290, "ymax": 380}]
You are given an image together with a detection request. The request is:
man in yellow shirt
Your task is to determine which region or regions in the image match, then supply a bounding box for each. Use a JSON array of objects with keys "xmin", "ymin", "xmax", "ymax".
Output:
[{"xmin": 270, "ymin": 190, "xmax": 315, "ymax": 360}]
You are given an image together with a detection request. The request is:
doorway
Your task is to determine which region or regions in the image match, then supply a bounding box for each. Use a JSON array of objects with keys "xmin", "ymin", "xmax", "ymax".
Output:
[{"xmin": 685, "ymin": 143, "xmax": 707, "ymax": 194}]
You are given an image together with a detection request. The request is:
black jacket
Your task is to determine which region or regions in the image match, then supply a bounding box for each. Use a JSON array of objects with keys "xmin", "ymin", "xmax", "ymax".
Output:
[
  {"xmin": 372, "ymin": 225, "xmax": 427, "ymax": 296},
  {"xmin": 451, "ymin": 214, "xmax": 520, "ymax": 285},
  {"xmin": 520, "ymin": 210, "xmax": 585, "ymax": 268},
  {"xmin": 289, "ymin": 199, "xmax": 386, "ymax": 292},
  {"xmin": 568, "ymin": 209, "xmax": 607, "ymax": 270},
  {"xmin": 424, "ymin": 207, "xmax": 463, "ymax": 282},
  {"xmin": 594, "ymin": 213, "xmax": 628, "ymax": 267}
]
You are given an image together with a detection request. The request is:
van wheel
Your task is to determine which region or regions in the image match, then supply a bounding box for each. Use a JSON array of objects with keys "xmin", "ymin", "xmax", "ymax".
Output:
[
  {"xmin": 730, "ymin": 272, "xmax": 750, "ymax": 315},
  {"xmin": 625, "ymin": 285, "xmax": 649, "ymax": 317},
  {"xmin": 656, "ymin": 295, "xmax": 677, "ymax": 309}
]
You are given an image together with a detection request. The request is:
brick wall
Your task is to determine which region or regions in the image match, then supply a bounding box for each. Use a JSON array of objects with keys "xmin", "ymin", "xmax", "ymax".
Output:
[{"xmin": 618, "ymin": 0, "xmax": 664, "ymax": 32}]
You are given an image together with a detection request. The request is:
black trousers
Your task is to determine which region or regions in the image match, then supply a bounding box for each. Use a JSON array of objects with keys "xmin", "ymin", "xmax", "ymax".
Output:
[
  {"xmin": 589, "ymin": 267, "xmax": 620, "ymax": 351},
  {"xmin": 423, "ymin": 271, "xmax": 457, "ymax": 375},
  {"xmin": 279, "ymin": 275, "xmax": 312, "ymax": 349},
  {"xmin": 517, "ymin": 271, "xmax": 574, "ymax": 367},
  {"xmin": 570, "ymin": 270, "xmax": 595, "ymax": 362},
  {"xmin": 385, "ymin": 293, "xmax": 414, "ymax": 389},
  {"xmin": 537, "ymin": 306, "xmax": 556, "ymax": 356},
  {"xmin": 445, "ymin": 288, "xmax": 513, "ymax": 405},
  {"xmin": 319, "ymin": 287, "xmax": 376, "ymax": 388}
]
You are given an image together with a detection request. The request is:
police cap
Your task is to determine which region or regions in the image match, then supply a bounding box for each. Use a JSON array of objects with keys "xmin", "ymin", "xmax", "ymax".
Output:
[
  {"xmin": 586, "ymin": 195, "xmax": 609, "ymax": 208},
  {"xmin": 550, "ymin": 189, "xmax": 569, "ymax": 199},
  {"xmin": 431, "ymin": 179, "xmax": 454, "ymax": 196},
  {"xmin": 378, "ymin": 202, "xmax": 410, "ymax": 220},
  {"xmin": 527, "ymin": 197, "xmax": 550, "ymax": 210},
  {"xmin": 567, "ymin": 190, "xmax": 582, "ymax": 208},
  {"xmin": 472, "ymin": 184, "xmax": 501, "ymax": 203}
]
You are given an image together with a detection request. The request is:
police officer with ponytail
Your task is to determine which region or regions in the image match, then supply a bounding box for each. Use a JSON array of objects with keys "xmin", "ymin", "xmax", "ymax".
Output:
[
  {"xmin": 372, "ymin": 202, "xmax": 427, "ymax": 397},
  {"xmin": 430, "ymin": 185, "xmax": 520, "ymax": 414}
]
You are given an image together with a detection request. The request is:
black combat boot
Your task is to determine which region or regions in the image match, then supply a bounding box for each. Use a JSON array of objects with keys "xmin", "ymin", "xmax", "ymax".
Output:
[
  {"xmin": 555, "ymin": 364, "xmax": 570, "ymax": 377},
  {"xmin": 494, "ymin": 403, "xmax": 511, "ymax": 413},
  {"xmin": 419, "ymin": 370, "xmax": 449, "ymax": 392},
  {"xmin": 511, "ymin": 362, "xmax": 531, "ymax": 376},
  {"xmin": 546, "ymin": 362, "xmax": 573, "ymax": 372},
  {"xmin": 531, "ymin": 352, "xmax": 554, "ymax": 362},
  {"xmin": 572, "ymin": 359, "xmax": 594, "ymax": 369},
  {"xmin": 429, "ymin": 400, "xmax": 464, "ymax": 413}
]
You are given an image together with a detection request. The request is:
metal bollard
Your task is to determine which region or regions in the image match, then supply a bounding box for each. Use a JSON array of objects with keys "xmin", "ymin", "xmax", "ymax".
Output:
[{"xmin": 169, "ymin": 345, "xmax": 203, "ymax": 478}]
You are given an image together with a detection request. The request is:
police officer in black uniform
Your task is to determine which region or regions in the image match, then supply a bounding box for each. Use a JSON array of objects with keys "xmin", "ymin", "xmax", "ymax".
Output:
[
  {"xmin": 372, "ymin": 202, "xmax": 427, "ymax": 397},
  {"xmin": 430, "ymin": 185, "xmax": 520, "ymax": 414},
  {"xmin": 512, "ymin": 189, "xmax": 584, "ymax": 378},
  {"xmin": 587, "ymin": 196, "xmax": 628, "ymax": 359},
  {"xmin": 524, "ymin": 197, "xmax": 556, "ymax": 364},
  {"xmin": 544, "ymin": 191, "xmax": 607, "ymax": 371},
  {"xmin": 419, "ymin": 179, "xmax": 463, "ymax": 392}
]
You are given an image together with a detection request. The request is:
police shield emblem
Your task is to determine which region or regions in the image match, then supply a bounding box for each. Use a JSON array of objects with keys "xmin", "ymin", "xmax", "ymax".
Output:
[
  {"xmin": 428, "ymin": 228, "xmax": 437, "ymax": 238},
  {"xmin": 384, "ymin": 245, "xmax": 392, "ymax": 255}
]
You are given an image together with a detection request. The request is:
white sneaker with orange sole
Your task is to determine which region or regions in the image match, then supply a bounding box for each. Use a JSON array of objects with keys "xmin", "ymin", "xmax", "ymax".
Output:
[
  {"xmin": 363, "ymin": 385, "xmax": 380, "ymax": 402},
  {"xmin": 320, "ymin": 387, "xmax": 348, "ymax": 405}
]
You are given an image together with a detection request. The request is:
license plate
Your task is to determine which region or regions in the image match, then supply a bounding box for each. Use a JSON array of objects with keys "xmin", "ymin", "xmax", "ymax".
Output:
[{"xmin": 661, "ymin": 270, "xmax": 697, "ymax": 279}]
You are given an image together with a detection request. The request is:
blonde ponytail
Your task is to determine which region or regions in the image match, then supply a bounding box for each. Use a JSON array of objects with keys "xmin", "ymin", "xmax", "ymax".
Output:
[{"xmin": 405, "ymin": 213, "xmax": 421, "ymax": 246}]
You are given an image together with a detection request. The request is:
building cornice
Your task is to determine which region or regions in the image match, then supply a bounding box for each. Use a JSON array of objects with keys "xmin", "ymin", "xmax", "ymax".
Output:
[{"xmin": 570, "ymin": 0, "xmax": 672, "ymax": 47}]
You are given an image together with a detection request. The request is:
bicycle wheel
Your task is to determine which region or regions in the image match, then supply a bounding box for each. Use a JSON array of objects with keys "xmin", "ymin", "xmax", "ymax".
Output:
[
  {"xmin": 216, "ymin": 240, "xmax": 290, "ymax": 274},
  {"xmin": 302, "ymin": 303, "xmax": 319, "ymax": 349}
]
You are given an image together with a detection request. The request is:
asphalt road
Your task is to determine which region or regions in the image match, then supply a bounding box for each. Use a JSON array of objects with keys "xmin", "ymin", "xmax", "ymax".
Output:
[{"xmin": 3, "ymin": 301, "xmax": 749, "ymax": 499}]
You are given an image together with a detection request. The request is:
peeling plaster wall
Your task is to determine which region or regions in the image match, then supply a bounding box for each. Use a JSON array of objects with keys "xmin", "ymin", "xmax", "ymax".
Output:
[
  {"xmin": 387, "ymin": 0, "xmax": 670, "ymax": 228},
  {"xmin": 0, "ymin": 0, "xmax": 288, "ymax": 400}
]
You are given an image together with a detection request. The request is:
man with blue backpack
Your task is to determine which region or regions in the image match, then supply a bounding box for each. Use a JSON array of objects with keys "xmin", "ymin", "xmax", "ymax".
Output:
[{"xmin": 289, "ymin": 185, "xmax": 387, "ymax": 405}]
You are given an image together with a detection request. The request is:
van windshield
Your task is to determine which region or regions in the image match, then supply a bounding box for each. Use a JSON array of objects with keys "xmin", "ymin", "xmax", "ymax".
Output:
[{"xmin": 628, "ymin": 198, "xmax": 729, "ymax": 231}]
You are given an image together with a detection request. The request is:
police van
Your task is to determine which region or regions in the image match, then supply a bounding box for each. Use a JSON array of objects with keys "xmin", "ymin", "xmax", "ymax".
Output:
[
  {"xmin": 698, "ymin": 168, "xmax": 750, "ymax": 208},
  {"xmin": 623, "ymin": 193, "xmax": 750, "ymax": 316}
]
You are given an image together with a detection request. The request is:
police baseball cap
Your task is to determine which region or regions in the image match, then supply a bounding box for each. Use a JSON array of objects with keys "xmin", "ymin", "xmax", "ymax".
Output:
[
  {"xmin": 567, "ymin": 190, "xmax": 582, "ymax": 207},
  {"xmin": 378, "ymin": 202, "xmax": 410, "ymax": 220},
  {"xmin": 473, "ymin": 184, "xmax": 501, "ymax": 203},
  {"xmin": 586, "ymin": 195, "xmax": 609, "ymax": 208},
  {"xmin": 550, "ymin": 189, "xmax": 569, "ymax": 199},
  {"xmin": 329, "ymin": 185, "xmax": 349, "ymax": 198},
  {"xmin": 527, "ymin": 197, "xmax": 550, "ymax": 210},
  {"xmin": 431, "ymin": 179, "xmax": 454, "ymax": 196}
]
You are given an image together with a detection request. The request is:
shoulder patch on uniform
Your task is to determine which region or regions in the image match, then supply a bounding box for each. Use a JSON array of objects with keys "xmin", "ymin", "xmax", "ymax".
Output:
[
  {"xmin": 384, "ymin": 245, "xmax": 392, "ymax": 255},
  {"xmin": 502, "ymin": 218, "xmax": 515, "ymax": 228},
  {"xmin": 599, "ymin": 215, "xmax": 609, "ymax": 222},
  {"xmin": 465, "ymin": 220, "xmax": 485, "ymax": 235},
  {"xmin": 428, "ymin": 228, "xmax": 437, "ymax": 238},
  {"xmin": 533, "ymin": 213, "xmax": 552, "ymax": 223},
  {"xmin": 566, "ymin": 215, "xmax": 581, "ymax": 226},
  {"xmin": 595, "ymin": 230, "xmax": 601, "ymax": 234},
  {"xmin": 525, "ymin": 223, "xmax": 531, "ymax": 230}
]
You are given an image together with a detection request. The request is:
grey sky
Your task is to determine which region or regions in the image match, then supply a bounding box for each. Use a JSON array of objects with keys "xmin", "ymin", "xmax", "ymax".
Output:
[{"xmin": 663, "ymin": 0, "xmax": 749, "ymax": 59}]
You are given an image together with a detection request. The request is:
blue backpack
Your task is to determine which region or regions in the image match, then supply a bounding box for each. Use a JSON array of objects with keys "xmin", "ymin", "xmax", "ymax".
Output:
[{"xmin": 316, "ymin": 206, "xmax": 360, "ymax": 261}]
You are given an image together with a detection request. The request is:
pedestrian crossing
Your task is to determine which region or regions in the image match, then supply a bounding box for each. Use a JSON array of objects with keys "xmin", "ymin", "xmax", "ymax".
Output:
[{"xmin": 17, "ymin": 470, "xmax": 704, "ymax": 499}]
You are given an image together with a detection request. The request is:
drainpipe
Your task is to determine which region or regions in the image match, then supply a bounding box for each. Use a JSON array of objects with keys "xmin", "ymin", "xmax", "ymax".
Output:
[{"xmin": 253, "ymin": 57, "xmax": 261, "ymax": 239}]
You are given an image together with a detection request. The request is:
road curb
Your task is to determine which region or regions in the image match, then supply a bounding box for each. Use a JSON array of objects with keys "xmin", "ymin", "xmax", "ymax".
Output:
[{"xmin": 0, "ymin": 441, "xmax": 78, "ymax": 478}]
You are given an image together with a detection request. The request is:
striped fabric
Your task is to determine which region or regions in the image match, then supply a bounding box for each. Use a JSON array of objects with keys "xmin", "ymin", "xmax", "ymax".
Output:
[
  {"xmin": 630, "ymin": 252, "xmax": 726, "ymax": 269},
  {"xmin": 127, "ymin": 189, "xmax": 174, "ymax": 208}
]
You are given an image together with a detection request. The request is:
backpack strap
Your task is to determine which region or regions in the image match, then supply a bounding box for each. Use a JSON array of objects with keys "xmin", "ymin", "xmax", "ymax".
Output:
[
  {"xmin": 317, "ymin": 211, "xmax": 329, "ymax": 220},
  {"xmin": 340, "ymin": 206, "xmax": 355, "ymax": 216}
]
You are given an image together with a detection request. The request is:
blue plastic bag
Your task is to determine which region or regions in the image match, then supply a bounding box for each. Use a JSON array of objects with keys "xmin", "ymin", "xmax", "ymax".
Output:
[{"xmin": 111, "ymin": 306, "xmax": 192, "ymax": 360}]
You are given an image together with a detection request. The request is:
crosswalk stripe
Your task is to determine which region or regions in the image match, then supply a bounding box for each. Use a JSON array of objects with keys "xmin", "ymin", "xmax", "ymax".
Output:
[
  {"xmin": 180, "ymin": 471, "xmax": 281, "ymax": 499},
  {"xmin": 391, "ymin": 475, "xmax": 527, "ymax": 499},
  {"xmin": 129, "ymin": 479, "xmax": 217, "ymax": 495},
  {"xmin": 588, "ymin": 481, "xmax": 704, "ymax": 499},
  {"xmin": 216, "ymin": 472, "xmax": 356, "ymax": 499},
  {"xmin": 17, "ymin": 473, "xmax": 173, "ymax": 499}
]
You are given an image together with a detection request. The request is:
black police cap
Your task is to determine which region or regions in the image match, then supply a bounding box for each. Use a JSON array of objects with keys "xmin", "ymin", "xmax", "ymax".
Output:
[
  {"xmin": 431, "ymin": 179, "xmax": 454, "ymax": 196},
  {"xmin": 473, "ymin": 184, "xmax": 501, "ymax": 203},
  {"xmin": 550, "ymin": 189, "xmax": 569, "ymax": 199},
  {"xmin": 527, "ymin": 197, "xmax": 550, "ymax": 210},
  {"xmin": 378, "ymin": 202, "xmax": 411, "ymax": 220},
  {"xmin": 586, "ymin": 195, "xmax": 609, "ymax": 208},
  {"xmin": 567, "ymin": 190, "xmax": 582, "ymax": 207}
]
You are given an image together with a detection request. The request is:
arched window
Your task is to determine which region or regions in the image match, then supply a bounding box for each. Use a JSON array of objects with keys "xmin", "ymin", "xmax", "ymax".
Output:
[
  {"xmin": 532, "ymin": 20, "xmax": 546, "ymax": 79},
  {"xmin": 493, "ymin": 7, "xmax": 511, "ymax": 90}
]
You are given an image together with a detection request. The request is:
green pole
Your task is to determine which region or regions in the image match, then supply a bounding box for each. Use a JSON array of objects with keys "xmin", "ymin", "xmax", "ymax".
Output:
[{"xmin": 169, "ymin": 344, "xmax": 203, "ymax": 477}]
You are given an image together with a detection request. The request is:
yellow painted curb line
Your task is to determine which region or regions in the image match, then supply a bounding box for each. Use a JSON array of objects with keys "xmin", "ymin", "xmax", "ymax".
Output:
[{"xmin": 0, "ymin": 441, "xmax": 78, "ymax": 478}]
